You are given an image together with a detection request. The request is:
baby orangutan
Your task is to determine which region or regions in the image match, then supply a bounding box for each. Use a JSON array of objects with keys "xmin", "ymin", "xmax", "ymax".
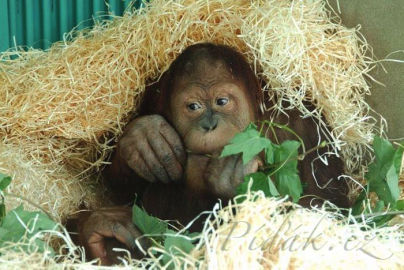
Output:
[{"xmin": 77, "ymin": 43, "xmax": 350, "ymax": 265}]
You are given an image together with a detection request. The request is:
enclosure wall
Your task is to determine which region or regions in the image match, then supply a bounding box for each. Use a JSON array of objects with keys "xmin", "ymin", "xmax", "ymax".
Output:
[{"xmin": 0, "ymin": 0, "xmax": 143, "ymax": 52}]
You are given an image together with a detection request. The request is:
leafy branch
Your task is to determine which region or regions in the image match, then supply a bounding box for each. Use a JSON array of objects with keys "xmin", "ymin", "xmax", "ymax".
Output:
[
  {"xmin": 2, "ymin": 192, "xmax": 53, "ymax": 220},
  {"xmin": 351, "ymin": 137, "xmax": 404, "ymax": 226},
  {"xmin": 260, "ymin": 120, "xmax": 306, "ymax": 153},
  {"xmin": 221, "ymin": 123, "xmax": 404, "ymax": 227},
  {"xmin": 220, "ymin": 123, "xmax": 305, "ymax": 202},
  {"xmin": 0, "ymin": 173, "xmax": 57, "ymax": 254},
  {"xmin": 132, "ymin": 204, "xmax": 198, "ymax": 269},
  {"xmin": 131, "ymin": 122, "xmax": 404, "ymax": 266}
]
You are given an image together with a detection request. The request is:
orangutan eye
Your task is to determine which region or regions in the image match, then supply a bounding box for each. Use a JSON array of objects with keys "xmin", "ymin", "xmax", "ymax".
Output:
[
  {"xmin": 188, "ymin": 102, "xmax": 202, "ymax": 111},
  {"xmin": 216, "ymin": 97, "xmax": 229, "ymax": 106}
]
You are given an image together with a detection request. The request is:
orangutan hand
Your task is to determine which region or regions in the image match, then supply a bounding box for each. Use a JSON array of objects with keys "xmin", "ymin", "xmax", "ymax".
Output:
[
  {"xmin": 204, "ymin": 155, "xmax": 262, "ymax": 199},
  {"xmin": 118, "ymin": 115, "xmax": 186, "ymax": 183},
  {"xmin": 79, "ymin": 207, "xmax": 150, "ymax": 265}
]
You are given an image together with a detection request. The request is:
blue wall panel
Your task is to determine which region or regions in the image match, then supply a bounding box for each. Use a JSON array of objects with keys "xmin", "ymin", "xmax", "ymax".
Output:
[{"xmin": 0, "ymin": 0, "xmax": 144, "ymax": 52}]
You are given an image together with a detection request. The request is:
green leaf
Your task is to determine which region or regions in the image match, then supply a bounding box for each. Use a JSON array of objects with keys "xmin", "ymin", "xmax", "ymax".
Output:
[
  {"xmin": 396, "ymin": 200, "xmax": 404, "ymax": 210},
  {"xmin": 268, "ymin": 176, "xmax": 281, "ymax": 197},
  {"xmin": 372, "ymin": 214, "xmax": 395, "ymax": 227},
  {"xmin": 161, "ymin": 230, "xmax": 195, "ymax": 268},
  {"xmin": 373, "ymin": 136, "xmax": 396, "ymax": 166},
  {"xmin": 368, "ymin": 180, "xmax": 395, "ymax": 206},
  {"xmin": 272, "ymin": 140, "xmax": 303, "ymax": 202},
  {"xmin": 351, "ymin": 189, "xmax": 367, "ymax": 215},
  {"xmin": 366, "ymin": 136, "xmax": 403, "ymax": 206},
  {"xmin": 392, "ymin": 145, "xmax": 404, "ymax": 174},
  {"xmin": 0, "ymin": 203, "xmax": 5, "ymax": 223},
  {"xmin": 182, "ymin": 231, "xmax": 200, "ymax": 239},
  {"xmin": 273, "ymin": 141, "xmax": 300, "ymax": 170},
  {"xmin": 366, "ymin": 138, "xmax": 393, "ymax": 187},
  {"xmin": 0, "ymin": 173, "xmax": 11, "ymax": 191},
  {"xmin": 220, "ymin": 123, "xmax": 272, "ymax": 164},
  {"xmin": 236, "ymin": 172, "xmax": 280, "ymax": 198},
  {"xmin": 275, "ymin": 171, "xmax": 302, "ymax": 203},
  {"xmin": 164, "ymin": 230, "xmax": 194, "ymax": 253},
  {"xmin": 386, "ymin": 165, "xmax": 400, "ymax": 202},
  {"xmin": 265, "ymin": 144, "xmax": 275, "ymax": 164},
  {"xmin": 372, "ymin": 200, "xmax": 385, "ymax": 213},
  {"xmin": 132, "ymin": 204, "xmax": 167, "ymax": 236},
  {"xmin": 0, "ymin": 227, "xmax": 7, "ymax": 236},
  {"xmin": 0, "ymin": 205, "xmax": 57, "ymax": 254}
]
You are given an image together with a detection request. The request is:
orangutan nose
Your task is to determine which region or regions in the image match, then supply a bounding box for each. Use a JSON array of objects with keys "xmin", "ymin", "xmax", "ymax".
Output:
[
  {"xmin": 202, "ymin": 121, "xmax": 218, "ymax": 131},
  {"xmin": 200, "ymin": 112, "xmax": 218, "ymax": 132}
]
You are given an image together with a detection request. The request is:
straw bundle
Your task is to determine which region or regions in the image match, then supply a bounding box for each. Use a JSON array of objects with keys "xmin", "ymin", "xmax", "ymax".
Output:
[
  {"xmin": 0, "ymin": 0, "xmax": 377, "ymax": 222},
  {"xmin": 190, "ymin": 194, "xmax": 404, "ymax": 270},
  {"xmin": 1, "ymin": 194, "xmax": 402, "ymax": 270},
  {"xmin": 0, "ymin": 0, "xmax": 402, "ymax": 268}
]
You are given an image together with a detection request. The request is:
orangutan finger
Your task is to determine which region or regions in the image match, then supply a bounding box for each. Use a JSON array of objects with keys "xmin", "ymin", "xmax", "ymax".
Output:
[
  {"xmin": 244, "ymin": 156, "xmax": 262, "ymax": 175},
  {"xmin": 233, "ymin": 155, "xmax": 245, "ymax": 187},
  {"xmin": 125, "ymin": 222, "xmax": 151, "ymax": 252},
  {"xmin": 159, "ymin": 121, "xmax": 186, "ymax": 166},
  {"xmin": 87, "ymin": 232, "xmax": 110, "ymax": 265},
  {"xmin": 110, "ymin": 222, "xmax": 138, "ymax": 250},
  {"xmin": 220, "ymin": 156, "xmax": 238, "ymax": 182},
  {"xmin": 137, "ymin": 139, "xmax": 170, "ymax": 183},
  {"xmin": 148, "ymin": 132, "xmax": 183, "ymax": 182},
  {"xmin": 127, "ymin": 151, "xmax": 157, "ymax": 183}
]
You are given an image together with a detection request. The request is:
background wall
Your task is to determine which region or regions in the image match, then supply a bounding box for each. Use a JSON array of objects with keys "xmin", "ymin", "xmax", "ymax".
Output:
[
  {"xmin": 0, "ymin": 0, "xmax": 143, "ymax": 52},
  {"xmin": 328, "ymin": 0, "xmax": 404, "ymax": 139}
]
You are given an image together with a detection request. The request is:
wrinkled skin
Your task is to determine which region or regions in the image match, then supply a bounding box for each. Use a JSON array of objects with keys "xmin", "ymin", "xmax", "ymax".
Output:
[
  {"xmin": 185, "ymin": 154, "xmax": 262, "ymax": 198},
  {"xmin": 118, "ymin": 114, "xmax": 186, "ymax": 184},
  {"xmin": 80, "ymin": 116, "xmax": 260, "ymax": 264},
  {"xmin": 76, "ymin": 43, "xmax": 350, "ymax": 264},
  {"xmin": 78, "ymin": 207, "xmax": 150, "ymax": 265}
]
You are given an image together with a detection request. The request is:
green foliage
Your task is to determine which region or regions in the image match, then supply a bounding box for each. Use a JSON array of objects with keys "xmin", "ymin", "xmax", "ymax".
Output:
[
  {"xmin": 351, "ymin": 189, "xmax": 367, "ymax": 215},
  {"xmin": 132, "ymin": 204, "xmax": 167, "ymax": 237},
  {"xmin": 0, "ymin": 173, "xmax": 11, "ymax": 223},
  {"xmin": 161, "ymin": 230, "xmax": 195, "ymax": 269},
  {"xmin": 0, "ymin": 173, "xmax": 11, "ymax": 191},
  {"xmin": 0, "ymin": 174, "xmax": 57, "ymax": 255},
  {"xmin": 272, "ymin": 141, "xmax": 302, "ymax": 202},
  {"xmin": 223, "ymin": 126, "xmax": 403, "ymax": 227},
  {"xmin": 236, "ymin": 172, "xmax": 280, "ymax": 198},
  {"xmin": 131, "ymin": 126, "xmax": 404, "ymax": 267},
  {"xmin": 352, "ymin": 137, "xmax": 403, "ymax": 226},
  {"xmin": 132, "ymin": 205, "xmax": 197, "ymax": 267},
  {"xmin": 396, "ymin": 200, "xmax": 404, "ymax": 210},
  {"xmin": 133, "ymin": 123, "xmax": 305, "ymax": 264},
  {"xmin": 0, "ymin": 204, "xmax": 5, "ymax": 223},
  {"xmin": 220, "ymin": 123, "xmax": 272, "ymax": 164},
  {"xmin": 0, "ymin": 205, "xmax": 57, "ymax": 254},
  {"xmin": 222, "ymin": 124, "xmax": 303, "ymax": 202},
  {"xmin": 366, "ymin": 137, "xmax": 403, "ymax": 206}
]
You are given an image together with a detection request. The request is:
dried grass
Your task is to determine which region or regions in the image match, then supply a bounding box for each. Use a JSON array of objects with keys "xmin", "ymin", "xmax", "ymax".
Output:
[
  {"xmin": 1, "ymin": 194, "xmax": 403, "ymax": 269},
  {"xmin": 0, "ymin": 0, "xmax": 402, "ymax": 268},
  {"xmin": 0, "ymin": 0, "xmax": 377, "ymax": 221},
  {"xmin": 193, "ymin": 193, "xmax": 404, "ymax": 270}
]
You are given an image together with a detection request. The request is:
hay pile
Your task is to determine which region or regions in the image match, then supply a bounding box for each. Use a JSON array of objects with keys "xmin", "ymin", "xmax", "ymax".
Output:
[
  {"xmin": 0, "ymin": 194, "xmax": 403, "ymax": 269},
  {"xmin": 190, "ymin": 194, "xmax": 404, "ymax": 269},
  {"xmin": 0, "ymin": 0, "xmax": 402, "ymax": 268},
  {"xmin": 0, "ymin": 0, "xmax": 377, "ymax": 222}
]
